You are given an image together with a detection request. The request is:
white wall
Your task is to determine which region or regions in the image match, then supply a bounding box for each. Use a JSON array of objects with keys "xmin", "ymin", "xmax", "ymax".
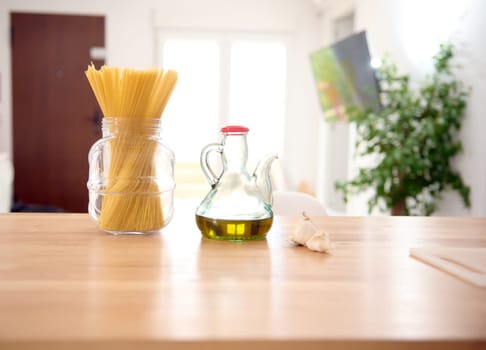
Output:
[
  {"xmin": 315, "ymin": 0, "xmax": 356, "ymax": 214},
  {"xmin": 0, "ymin": 0, "xmax": 322, "ymax": 203},
  {"xmin": 318, "ymin": 0, "xmax": 486, "ymax": 216}
]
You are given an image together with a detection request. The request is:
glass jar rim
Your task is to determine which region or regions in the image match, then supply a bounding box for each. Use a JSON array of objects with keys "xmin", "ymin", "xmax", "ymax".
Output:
[{"xmin": 101, "ymin": 117, "xmax": 163, "ymax": 137}]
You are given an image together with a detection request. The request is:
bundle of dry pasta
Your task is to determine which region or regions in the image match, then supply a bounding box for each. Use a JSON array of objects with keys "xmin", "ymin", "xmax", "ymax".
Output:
[{"xmin": 85, "ymin": 64, "xmax": 178, "ymax": 232}]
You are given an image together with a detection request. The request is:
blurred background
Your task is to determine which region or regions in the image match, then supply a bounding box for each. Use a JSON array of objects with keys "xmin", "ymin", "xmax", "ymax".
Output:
[{"xmin": 0, "ymin": 0, "xmax": 484, "ymax": 216}]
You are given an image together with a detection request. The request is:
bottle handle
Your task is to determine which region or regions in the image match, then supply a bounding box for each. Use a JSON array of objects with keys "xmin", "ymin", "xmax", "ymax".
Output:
[{"xmin": 200, "ymin": 143, "xmax": 223, "ymax": 187}]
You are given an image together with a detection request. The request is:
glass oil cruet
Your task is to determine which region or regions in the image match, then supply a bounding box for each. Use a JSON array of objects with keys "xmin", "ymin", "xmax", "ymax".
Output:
[{"xmin": 195, "ymin": 126, "xmax": 277, "ymax": 241}]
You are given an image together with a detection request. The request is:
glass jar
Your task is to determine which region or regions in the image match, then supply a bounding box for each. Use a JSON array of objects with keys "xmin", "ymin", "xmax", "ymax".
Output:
[{"xmin": 87, "ymin": 117, "xmax": 175, "ymax": 234}]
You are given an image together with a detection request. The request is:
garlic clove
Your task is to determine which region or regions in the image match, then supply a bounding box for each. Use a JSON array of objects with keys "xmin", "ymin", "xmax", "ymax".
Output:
[
  {"xmin": 290, "ymin": 213, "xmax": 317, "ymax": 245},
  {"xmin": 305, "ymin": 231, "xmax": 331, "ymax": 253},
  {"xmin": 290, "ymin": 212, "xmax": 332, "ymax": 253}
]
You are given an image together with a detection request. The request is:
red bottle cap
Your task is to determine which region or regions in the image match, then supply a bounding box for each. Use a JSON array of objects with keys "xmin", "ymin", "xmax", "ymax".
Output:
[{"xmin": 220, "ymin": 125, "xmax": 249, "ymax": 133}]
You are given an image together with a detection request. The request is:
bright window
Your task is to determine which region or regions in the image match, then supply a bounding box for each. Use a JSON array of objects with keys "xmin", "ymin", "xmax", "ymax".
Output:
[
  {"xmin": 158, "ymin": 34, "xmax": 287, "ymax": 197},
  {"xmin": 160, "ymin": 40, "xmax": 220, "ymax": 162},
  {"xmin": 229, "ymin": 42, "xmax": 287, "ymax": 160}
]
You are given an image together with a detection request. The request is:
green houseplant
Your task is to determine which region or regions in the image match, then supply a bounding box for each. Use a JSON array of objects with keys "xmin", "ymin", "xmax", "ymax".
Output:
[{"xmin": 336, "ymin": 43, "xmax": 471, "ymax": 215}]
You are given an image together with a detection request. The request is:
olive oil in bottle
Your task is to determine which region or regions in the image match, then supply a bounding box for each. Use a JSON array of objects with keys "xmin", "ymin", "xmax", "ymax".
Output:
[
  {"xmin": 196, "ymin": 215, "xmax": 273, "ymax": 241},
  {"xmin": 196, "ymin": 126, "xmax": 277, "ymax": 241}
]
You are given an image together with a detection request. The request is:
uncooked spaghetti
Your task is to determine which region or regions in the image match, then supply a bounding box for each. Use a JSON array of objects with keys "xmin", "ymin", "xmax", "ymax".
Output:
[{"xmin": 85, "ymin": 64, "xmax": 177, "ymax": 232}]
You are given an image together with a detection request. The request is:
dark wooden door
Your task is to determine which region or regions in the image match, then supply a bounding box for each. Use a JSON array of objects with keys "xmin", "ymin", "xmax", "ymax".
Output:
[{"xmin": 11, "ymin": 13, "xmax": 104, "ymax": 212}]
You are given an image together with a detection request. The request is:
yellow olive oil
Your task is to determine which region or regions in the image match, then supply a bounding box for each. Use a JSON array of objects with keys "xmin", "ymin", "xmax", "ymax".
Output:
[{"xmin": 195, "ymin": 215, "xmax": 273, "ymax": 241}]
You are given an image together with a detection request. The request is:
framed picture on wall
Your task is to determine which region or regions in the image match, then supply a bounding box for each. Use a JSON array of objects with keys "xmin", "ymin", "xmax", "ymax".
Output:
[{"xmin": 310, "ymin": 31, "xmax": 380, "ymax": 121}]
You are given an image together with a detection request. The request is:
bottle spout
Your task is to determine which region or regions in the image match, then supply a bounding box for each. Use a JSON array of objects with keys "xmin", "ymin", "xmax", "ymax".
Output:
[{"xmin": 253, "ymin": 154, "xmax": 278, "ymax": 205}]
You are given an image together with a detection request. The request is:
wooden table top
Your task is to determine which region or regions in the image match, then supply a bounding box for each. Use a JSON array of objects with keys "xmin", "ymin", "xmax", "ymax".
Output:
[{"xmin": 0, "ymin": 212, "xmax": 485, "ymax": 350}]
